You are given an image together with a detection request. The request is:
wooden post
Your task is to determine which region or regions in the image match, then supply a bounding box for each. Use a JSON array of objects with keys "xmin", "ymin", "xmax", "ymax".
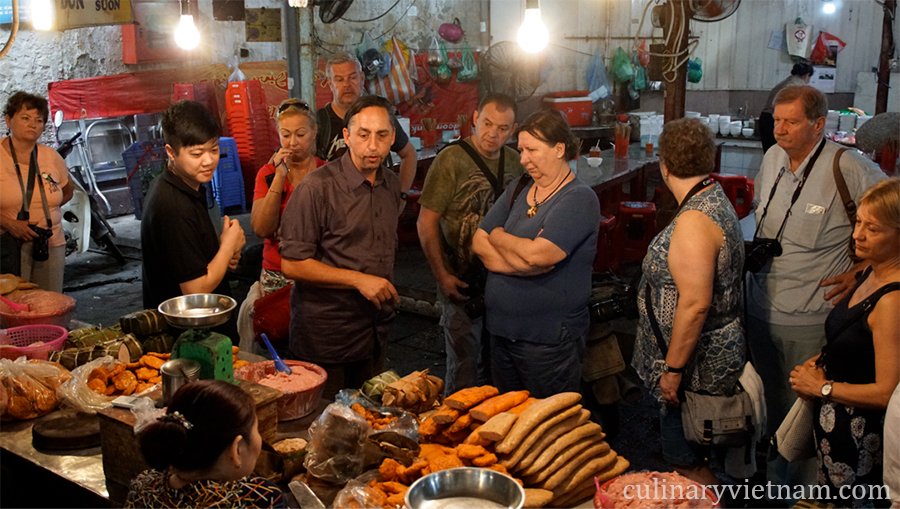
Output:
[
  {"xmin": 664, "ymin": 0, "xmax": 691, "ymax": 123},
  {"xmin": 876, "ymin": 0, "xmax": 896, "ymax": 114}
]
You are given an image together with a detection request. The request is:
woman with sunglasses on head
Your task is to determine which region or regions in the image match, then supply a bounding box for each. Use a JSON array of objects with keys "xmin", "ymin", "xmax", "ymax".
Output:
[
  {"xmin": 1, "ymin": 91, "xmax": 73, "ymax": 292},
  {"xmin": 236, "ymin": 99, "xmax": 325, "ymax": 351}
]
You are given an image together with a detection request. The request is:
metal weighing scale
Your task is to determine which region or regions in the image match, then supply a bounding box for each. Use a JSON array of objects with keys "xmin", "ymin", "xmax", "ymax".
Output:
[{"xmin": 158, "ymin": 294, "xmax": 237, "ymax": 383}]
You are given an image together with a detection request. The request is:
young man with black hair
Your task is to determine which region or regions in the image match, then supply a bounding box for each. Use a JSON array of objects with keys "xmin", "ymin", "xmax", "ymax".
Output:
[
  {"xmin": 280, "ymin": 95, "xmax": 403, "ymax": 399},
  {"xmin": 141, "ymin": 100, "xmax": 245, "ymax": 338}
]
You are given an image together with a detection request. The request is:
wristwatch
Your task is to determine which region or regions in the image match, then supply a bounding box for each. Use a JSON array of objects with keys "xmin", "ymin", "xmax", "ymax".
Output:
[
  {"xmin": 664, "ymin": 364, "xmax": 684, "ymax": 374},
  {"xmin": 820, "ymin": 381, "xmax": 834, "ymax": 399},
  {"xmin": 400, "ymin": 192, "xmax": 409, "ymax": 201}
]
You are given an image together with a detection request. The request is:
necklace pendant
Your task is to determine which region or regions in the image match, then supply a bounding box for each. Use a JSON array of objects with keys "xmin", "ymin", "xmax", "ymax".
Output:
[{"xmin": 526, "ymin": 205, "xmax": 538, "ymax": 218}]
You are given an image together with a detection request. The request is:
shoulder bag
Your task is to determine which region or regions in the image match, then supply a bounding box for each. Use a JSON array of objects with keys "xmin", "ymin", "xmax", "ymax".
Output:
[
  {"xmin": 775, "ymin": 277, "xmax": 900, "ymax": 462},
  {"xmin": 831, "ymin": 148, "xmax": 863, "ymax": 263}
]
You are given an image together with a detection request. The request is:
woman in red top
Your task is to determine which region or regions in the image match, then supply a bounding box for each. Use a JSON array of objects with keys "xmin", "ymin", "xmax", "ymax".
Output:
[{"xmin": 237, "ymin": 99, "xmax": 324, "ymax": 350}]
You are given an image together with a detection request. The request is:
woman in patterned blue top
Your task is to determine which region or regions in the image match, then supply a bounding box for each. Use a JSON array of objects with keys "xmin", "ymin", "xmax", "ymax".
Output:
[
  {"xmin": 126, "ymin": 380, "xmax": 285, "ymax": 508},
  {"xmin": 632, "ymin": 118, "xmax": 745, "ymax": 486}
]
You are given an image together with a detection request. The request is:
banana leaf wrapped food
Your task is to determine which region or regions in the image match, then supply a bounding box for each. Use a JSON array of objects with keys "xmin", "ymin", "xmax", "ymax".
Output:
[
  {"xmin": 382, "ymin": 370, "xmax": 444, "ymax": 414},
  {"xmin": 361, "ymin": 370, "xmax": 401, "ymax": 402}
]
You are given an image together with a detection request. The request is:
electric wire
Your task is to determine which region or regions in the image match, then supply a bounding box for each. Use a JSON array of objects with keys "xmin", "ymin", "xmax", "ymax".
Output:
[{"xmin": 340, "ymin": 0, "xmax": 403, "ymax": 23}]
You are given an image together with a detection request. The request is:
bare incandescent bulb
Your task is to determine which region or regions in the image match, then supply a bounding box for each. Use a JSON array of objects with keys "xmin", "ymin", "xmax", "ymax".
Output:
[{"xmin": 517, "ymin": 2, "xmax": 549, "ymax": 54}]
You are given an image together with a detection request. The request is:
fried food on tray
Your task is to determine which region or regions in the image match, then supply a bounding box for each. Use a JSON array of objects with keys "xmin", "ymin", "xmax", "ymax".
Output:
[
  {"xmin": 88, "ymin": 378, "xmax": 107, "ymax": 393},
  {"xmin": 429, "ymin": 452, "xmax": 464, "ymax": 472},
  {"xmin": 444, "ymin": 385, "xmax": 500, "ymax": 411},
  {"xmin": 112, "ymin": 370, "xmax": 137, "ymax": 391},
  {"xmin": 456, "ymin": 444, "xmax": 489, "ymax": 459},
  {"xmin": 379, "ymin": 458, "xmax": 404, "ymax": 483},
  {"xmin": 233, "ymin": 360, "xmax": 250, "ymax": 369},
  {"xmin": 140, "ymin": 355, "xmax": 166, "ymax": 370},
  {"xmin": 87, "ymin": 368, "xmax": 108, "ymax": 385},
  {"xmin": 135, "ymin": 367, "xmax": 158, "ymax": 381},
  {"xmin": 472, "ymin": 453, "xmax": 498, "ymax": 467}
]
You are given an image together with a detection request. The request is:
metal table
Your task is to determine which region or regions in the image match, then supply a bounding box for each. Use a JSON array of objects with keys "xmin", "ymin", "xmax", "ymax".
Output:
[{"xmin": 574, "ymin": 144, "xmax": 659, "ymax": 213}]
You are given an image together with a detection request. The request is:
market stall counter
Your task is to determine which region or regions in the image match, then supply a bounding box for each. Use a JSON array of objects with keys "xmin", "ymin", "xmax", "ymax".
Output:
[{"xmin": 574, "ymin": 144, "xmax": 659, "ymax": 215}]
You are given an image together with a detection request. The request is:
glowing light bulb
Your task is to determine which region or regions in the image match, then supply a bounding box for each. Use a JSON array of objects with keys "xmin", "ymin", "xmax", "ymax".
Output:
[
  {"xmin": 32, "ymin": 0, "xmax": 54, "ymax": 30},
  {"xmin": 822, "ymin": 1, "xmax": 836, "ymax": 13},
  {"xmin": 518, "ymin": 7, "xmax": 549, "ymax": 54},
  {"xmin": 174, "ymin": 14, "xmax": 200, "ymax": 50}
]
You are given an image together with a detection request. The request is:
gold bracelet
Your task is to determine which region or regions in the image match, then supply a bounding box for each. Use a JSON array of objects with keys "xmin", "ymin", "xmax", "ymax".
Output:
[{"xmin": 268, "ymin": 188, "xmax": 282, "ymax": 194}]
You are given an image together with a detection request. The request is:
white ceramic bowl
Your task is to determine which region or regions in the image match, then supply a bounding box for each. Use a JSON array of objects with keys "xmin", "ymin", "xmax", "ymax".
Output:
[
  {"xmin": 719, "ymin": 115, "xmax": 731, "ymax": 123},
  {"xmin": 587, "ymin": 157, "xmax": 603, "ymax": 167},
  {"xmin": 708, "ymin": 114, "xmax": 720, "ymax": 123},
  {"xmin": 685, "ymin": 111, "xmax": 701, "ymax": 118},
  {"xmin": 729, "ymin": 124, "xmax": 742, "ymax": 137},
  {"xmin": 742, "ymin": 128, "xmax": 755, "ymax": 138}
]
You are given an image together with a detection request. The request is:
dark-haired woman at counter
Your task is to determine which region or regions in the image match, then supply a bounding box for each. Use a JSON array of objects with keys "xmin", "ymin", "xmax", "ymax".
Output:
[{"xmin": 125, "ymin": 380, "xmax": 285, "ymax": 508}]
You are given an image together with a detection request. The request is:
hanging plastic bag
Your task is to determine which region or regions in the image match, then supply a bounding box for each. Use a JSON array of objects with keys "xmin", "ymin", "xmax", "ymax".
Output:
[
  {"xmin": 809, "ymin": 31, "xmax": 846, "ymax": 65},
  {"xmin": 637, "ymin": 39, "xmax": 650, "ymax": 68},
  {"xmin": 57, "ymin": 355, "xmax": 118, "ymax": 414},
  {"xmin": 435, "ymin": 42, "xmax": 452, "ymax": 85},
  {"xmin": 632, "ymin": 52, "xmax": 647, "ymax": 91},
  {"xmin": 687, "ymin": 57, "xmax": 703, "ymax": 83},
  {"xmin": 0, "ymin": 357, "xmax": 71, "ymax": 420},
  {"xmin": 457, "ymin": 42, "xmax": 479, "ymax": 82},
  {"xmin": 227, "ymin": 56, "xmax": 248, "ymax": 82},
  {"xmin": 786, "ymin": 18, "xmax": 811, "ymax": 58},
  {"xmin": 586, "ymin": 46, "xmax": 611, "ymax": 102},
  {"xmin": 426, "ymin": 36, "xmax": 444, "ymax": 67},
  {"xmin": 610, "ymin": 47, "xmax": 634, "ymax": 83}
]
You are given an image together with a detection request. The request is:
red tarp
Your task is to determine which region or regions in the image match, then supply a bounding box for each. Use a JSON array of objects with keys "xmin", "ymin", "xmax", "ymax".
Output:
[{"xmin": 47, "ymin": 56, "xmax": 479, "ymax": 135}]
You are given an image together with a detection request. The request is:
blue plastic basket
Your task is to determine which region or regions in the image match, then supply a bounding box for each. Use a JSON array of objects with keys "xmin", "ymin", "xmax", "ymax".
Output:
[{"xmin": 211, "ymin": 170, "xmax": 246, "ymax": 214}]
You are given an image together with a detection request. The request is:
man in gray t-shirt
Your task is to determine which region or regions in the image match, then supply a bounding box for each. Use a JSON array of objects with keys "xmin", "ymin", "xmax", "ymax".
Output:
[{"xmin": 747, "ymin": 86, "xmax": 885, "ymax": 498}]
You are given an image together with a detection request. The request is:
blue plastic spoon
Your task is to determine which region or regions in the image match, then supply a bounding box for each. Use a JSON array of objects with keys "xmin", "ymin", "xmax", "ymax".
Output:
[{"xmin": 261, "ymin": 333, "xmax": 292, "ymax": 375}]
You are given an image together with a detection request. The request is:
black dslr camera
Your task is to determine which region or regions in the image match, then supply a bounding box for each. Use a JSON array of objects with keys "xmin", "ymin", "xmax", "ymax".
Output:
[
  {"xmin": 744, "ymin": 238, "xmax": 782, "ymax": 274},
  {"xmin": 29, "ymin": 224, "xmax": 53, "ymax": 262},
  {"xmin": 459, "ymin": 265, "xmax": 488, "ymax": 319},
  {"xmin": 589, "ymin": 276, "xmax": 639, "ymax": 324}
]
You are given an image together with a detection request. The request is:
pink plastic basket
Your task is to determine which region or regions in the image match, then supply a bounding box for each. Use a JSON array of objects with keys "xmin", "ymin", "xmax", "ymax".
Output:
[{"xmin": 0, "ymin": 325, "xmax": 69, "ymax": 361}]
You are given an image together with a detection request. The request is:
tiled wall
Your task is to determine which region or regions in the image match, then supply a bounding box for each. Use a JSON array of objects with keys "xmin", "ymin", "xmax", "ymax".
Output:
[
  {"xmin": 720, "ymin": 143, "xmax": 764, "ymax": 179},
  {"xmin": 639, "ymin": 91, "xmax": 856, "ymax": 118}
]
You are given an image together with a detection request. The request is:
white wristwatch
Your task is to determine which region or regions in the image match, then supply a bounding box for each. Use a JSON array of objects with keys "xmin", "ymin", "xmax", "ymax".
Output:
[{"xmin": 820, "ymin": 381, "xmax": 834, "ymax": 399}]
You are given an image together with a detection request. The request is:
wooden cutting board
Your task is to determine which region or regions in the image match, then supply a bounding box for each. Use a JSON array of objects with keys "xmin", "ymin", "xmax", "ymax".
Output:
[{"xmin": 32, "ymin": 410, "xmax": 101, "ymax": 450}]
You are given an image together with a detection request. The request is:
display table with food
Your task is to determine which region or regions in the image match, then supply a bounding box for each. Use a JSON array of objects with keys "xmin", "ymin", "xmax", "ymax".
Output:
[{"xmin": 3, "ymin": 292, "xmax": 651, "ymax": 509}]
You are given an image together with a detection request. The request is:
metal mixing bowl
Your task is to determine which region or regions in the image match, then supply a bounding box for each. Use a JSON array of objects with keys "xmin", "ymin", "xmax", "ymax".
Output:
[
  {"xmin": 158, "ymin": 294, "xmax": 237, "ymax": 328},
  {"xmin": 405, "ymin": 468, "xmax": 525, "ymax": 509}
]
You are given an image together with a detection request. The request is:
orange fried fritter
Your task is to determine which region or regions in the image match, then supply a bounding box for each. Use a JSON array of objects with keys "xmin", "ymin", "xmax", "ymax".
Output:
[
  {"xmin": 456, "ymin": 444, "xmax": 489, "ymax": 459},
  {"xmin": 87, "ymin": 378, "xmax": 108, "ymax": 394},
  {"xmin": 472, "ymin": 453, "xmax": 498, "ymax": 467},
  {"xmin": 378, "ymin": 458, "xmax": 404, "ymax": 483},
  {"xmin": 429, "ymin": 453, "xmax": 464, "ymax": 473},
  {"xmin": 140, "ymin": 355, "xmax": 165, "ymax": 370}
]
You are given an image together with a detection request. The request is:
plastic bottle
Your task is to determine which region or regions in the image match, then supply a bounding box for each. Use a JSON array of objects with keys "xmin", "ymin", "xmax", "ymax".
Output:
[{"xmin": 615, "ymin": 114, "xmax": 631, "ymax": 159}]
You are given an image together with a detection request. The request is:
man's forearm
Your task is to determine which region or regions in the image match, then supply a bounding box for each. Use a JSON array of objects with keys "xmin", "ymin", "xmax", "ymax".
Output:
[
  {"xmin": 180, "ymin": 246, "xmax": 234, "ymax": 295},
  {"xmin": 398, "ymin": 144, "xmax": 417, "ymax": 194}
]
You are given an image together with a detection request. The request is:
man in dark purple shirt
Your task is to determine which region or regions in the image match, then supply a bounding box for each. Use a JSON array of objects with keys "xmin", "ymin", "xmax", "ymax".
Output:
[{"xmin": 280, "ymin": 95, "xmax": 402, "ymax": 399}]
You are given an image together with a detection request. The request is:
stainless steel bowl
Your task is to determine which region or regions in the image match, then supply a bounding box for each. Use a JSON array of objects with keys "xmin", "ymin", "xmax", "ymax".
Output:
[
  {"xmin": 158, "ymin": 294, "xmax": 237, "ymax": 329},
  {"xmin": 405, "ymin": 468, "xmax": 525, "ymax": 509}
]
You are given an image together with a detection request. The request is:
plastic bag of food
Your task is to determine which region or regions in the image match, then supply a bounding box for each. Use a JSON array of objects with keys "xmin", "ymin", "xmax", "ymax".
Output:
[
  {"xmin": 434, "ymin": 42, "xmax": 452, "ymax": 84},
  {"xmin": 0, "ymin": 357, "xmax": 71, "ymax": 420},
  {"xmin": 304, "ymin": 402, "xmax": 371, "ymax": 484},
  {"xmin": 457, "ymin": 42, "xmax": 479, "ymax": 82},
  {"xmin": 337, "ymin": 389, "xmax": 419, "ymax": 441},
  {"xmin": 57, "ymin": 355, "xmax": 118, "ymax": 414},
  {"xmin": 333, "ymin": 479, "xmax": 387, "ymax": 509}
]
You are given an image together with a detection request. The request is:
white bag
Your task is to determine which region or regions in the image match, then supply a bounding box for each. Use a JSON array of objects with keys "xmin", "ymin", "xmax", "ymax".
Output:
[
  {"xmin": 775, "ymin": 397, "xmax": 816, "ymax": 462},
  {"xmin": 786, "ymin": 21, "xmax": 812, "ymax": 58}
]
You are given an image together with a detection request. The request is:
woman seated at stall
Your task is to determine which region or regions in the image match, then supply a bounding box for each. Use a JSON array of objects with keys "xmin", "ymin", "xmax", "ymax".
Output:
[
  {"xmin": 790, "ymin": 177, "xmax": 899, "ymax": 508},
  {"xmin": 631, "ymin": 118, "xmax": 745, "ymax": 486},
  {"xmin": 237, "ymin": 99, "xmax": 324, "ymax": 352},
  {"xmin": 472, "ymin": 109, "xmax": 600, "ymax": 398},
  {"xmin": 126, "ymin": 380, "xmax": 285, "ymax": 508}
]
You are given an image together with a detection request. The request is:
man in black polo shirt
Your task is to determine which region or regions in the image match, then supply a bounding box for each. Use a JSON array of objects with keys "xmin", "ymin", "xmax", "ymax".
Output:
[{"xmin": 141, "ymin": 101, "xmax": 245, "ymax": 337}]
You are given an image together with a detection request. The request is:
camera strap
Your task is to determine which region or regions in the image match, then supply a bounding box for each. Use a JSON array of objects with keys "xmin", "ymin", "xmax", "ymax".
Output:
[
  {"xmin": 451, "ymin": 140, "xmax": 505, "ymax": 200},
  {"xmin": 8, "ymin": 139, "xmax": 53, "ymax": 230},
  {"xmin": 672, "ymin": 177, "xmax": 714, "ymax": 219},
  {"xmin": 754, "ymin": 138, "xmax": 826, "ymax": 242}
]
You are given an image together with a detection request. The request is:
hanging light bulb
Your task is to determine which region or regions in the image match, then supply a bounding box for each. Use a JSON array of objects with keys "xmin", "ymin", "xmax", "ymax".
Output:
[
  {"xmin": 32, "ymin": 0, "xmax": 54, "ymax": 31},
  {"xmin": 517, "ymin": 0, "xmax": 549, "ymax": 54},
  {"xmin": 174, "ymin": 0, "xmax": 200, "ymax": 50},
  {"xmin": 822, "ymin": 0, "xmax": 836, "ymax": 13}
]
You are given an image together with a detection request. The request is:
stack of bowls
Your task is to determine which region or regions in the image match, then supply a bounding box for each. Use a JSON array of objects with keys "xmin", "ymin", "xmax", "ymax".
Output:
[
  {"xmin": 742, "ymin": 128, "xmax": 755, "ymax": 138},
  {"xmin": 729, "ymin": 121, "xmax": 742, "ymax": 137},
  {"xmin": 718, "ymin": 115, "xmax": 732, "ymax": 136},
  {"xmin": 709, "ymin": 114, "xmax": 720, "ymax": 134},
  {"xmin": 685, "ymin": 111, "xmax": 701, "ymax": 119}
]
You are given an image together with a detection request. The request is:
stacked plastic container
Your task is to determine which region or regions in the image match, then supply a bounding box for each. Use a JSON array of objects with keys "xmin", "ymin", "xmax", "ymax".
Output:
[
  {"xmin": 224, "ymin": 81, "xmax": 279, "ymax": 204},
  {"xmin": 210, "ymin": 137, "xmax": 246, "ymax": 214},
  {"xmin": 123, "ymin": 140, "xmax": 168, "ymax": 220}
]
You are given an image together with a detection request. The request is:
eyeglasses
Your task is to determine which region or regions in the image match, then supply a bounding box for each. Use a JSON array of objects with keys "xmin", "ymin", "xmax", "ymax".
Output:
[{"xmin": 278, "ymin": 102, "xmax": 310, "ymax": 114}]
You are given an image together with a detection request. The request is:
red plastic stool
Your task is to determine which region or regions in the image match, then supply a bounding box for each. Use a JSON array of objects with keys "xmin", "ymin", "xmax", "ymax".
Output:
[
  {"xmin": 711, "ymin": 173, "xmax": 754, "ymax": 219},
  {"xmin": 592, "ymin": 215, "xmax": 620, "ymax": 273},
  {"xmin": 397, "ymin": 190, "xmax": 422, "ymax": 244},
  {"xmin": 617, "ymin": 201, "xmax": 657, "ymax": 263}
]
